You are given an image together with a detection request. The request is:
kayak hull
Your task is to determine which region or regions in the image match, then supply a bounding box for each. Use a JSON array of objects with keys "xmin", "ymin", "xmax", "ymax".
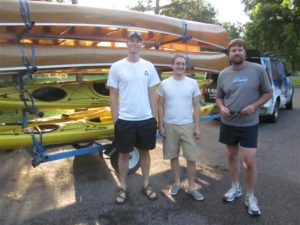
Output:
[
  {"xmin": 0, "ymin": 81, "xmax": 110, "ymax": 109},
  {"xmin": 0, "ymin": 104, "xmax": 215, "ymax": 150},
  {"xmin": 0, "ymin": 43, "xmax": 229, "ymax": 74},
  {"xmin": 0, "ymin": 0, "xmax": 229, "ymax": 50}
]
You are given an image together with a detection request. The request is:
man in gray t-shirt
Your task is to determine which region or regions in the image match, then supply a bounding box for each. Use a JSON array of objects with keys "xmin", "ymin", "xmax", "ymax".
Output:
[{"xmin": 216, "ymin": 39, "xmax": 272, "ymax": 216}]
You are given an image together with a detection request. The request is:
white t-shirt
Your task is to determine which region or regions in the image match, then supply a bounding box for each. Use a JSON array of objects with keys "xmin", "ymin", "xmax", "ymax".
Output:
[
  {"xmin": 107, "ymin": 58, "xmax": 160, "ymax": 121},
  {"xmin": 158, "ymin": 76, "xmax": 200, "ymax": 125}
]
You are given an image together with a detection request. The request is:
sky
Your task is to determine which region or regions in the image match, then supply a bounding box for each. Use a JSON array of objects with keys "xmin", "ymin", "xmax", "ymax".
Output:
[{"xmin": 78, "ymin": 0, "xmax": 250, "ymax": 24}]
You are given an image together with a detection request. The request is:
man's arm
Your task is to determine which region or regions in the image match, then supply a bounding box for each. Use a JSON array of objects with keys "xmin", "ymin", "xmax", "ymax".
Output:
[
  {"xmin": 216, "ymin": 97, "xmax": 231, "ymax": 116},
  {"xmin": 149, "ymin": 85, "xmax": 158, "ymax": 120},
  {"xmin": 192, "ymin": 95, "xmax": 201, "ymax": 139},
  {"xmin": 241, "ymin": 91, "xmax": 273, "ymax": 114},
  {"xmin": 158, "ymin": 95, "xmax": 166, "ymax": 137},
  {"xmin": 109, "ymin": 87, "xmax": 118, "ymax": 123}
]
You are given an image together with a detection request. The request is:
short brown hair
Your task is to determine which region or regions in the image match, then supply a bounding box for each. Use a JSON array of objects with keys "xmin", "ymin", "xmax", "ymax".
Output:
[
  {"xmin": 172, "ymin": 54, "xmax": 186, "ymax": 65},
  {"xmin": 228, "ymin": 38, "xmax": 247, "ymax": 51}
]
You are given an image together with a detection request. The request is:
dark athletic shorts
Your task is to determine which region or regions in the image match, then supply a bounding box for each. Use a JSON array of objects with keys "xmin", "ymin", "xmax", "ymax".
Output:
[
  {"xmin": 219, "ymin": 122, "xmax": 259, "ymax": 148},
  {"xmin": 114, "ymin": 117, "xmax": 157, "ymax": 153}
]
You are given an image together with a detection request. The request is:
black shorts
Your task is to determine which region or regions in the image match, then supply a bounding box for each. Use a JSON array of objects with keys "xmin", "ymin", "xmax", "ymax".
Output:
[
  {"xmin": 114, "ymin": 118, "xmax": 157, "ymax": 153},
  {"xmin": 219, "ymin": 122, "xmax": 259, "ymax": 148}
]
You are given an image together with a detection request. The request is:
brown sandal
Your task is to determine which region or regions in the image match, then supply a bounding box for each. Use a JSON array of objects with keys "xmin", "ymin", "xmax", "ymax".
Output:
[
  {"xmin": 115, "ymin": 188, "xmax": 127, "ymax": 205},
  {"xmin": 141, "ymin": 185, "xmax": 157, "ymax": 201}
]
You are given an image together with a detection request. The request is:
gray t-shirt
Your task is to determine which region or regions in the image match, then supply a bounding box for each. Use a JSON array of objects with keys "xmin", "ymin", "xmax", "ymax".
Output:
[{"xmin": 216, "ymin": 61, "xmax": 272, "ymax": 126}]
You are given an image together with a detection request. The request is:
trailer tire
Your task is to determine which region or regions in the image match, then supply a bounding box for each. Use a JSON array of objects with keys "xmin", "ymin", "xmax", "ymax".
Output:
[{"xmin": 110, "ymin": 147, "xmax": 140, "ymax": 174}]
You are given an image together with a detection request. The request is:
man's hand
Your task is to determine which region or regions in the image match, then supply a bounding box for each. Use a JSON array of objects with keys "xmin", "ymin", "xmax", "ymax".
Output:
[
  {"xmin": 220, "ymin": 106, "xmax": 231, "ymax": 116},
  {"xmin": 194, "ymin": 127, "xmax": 201, "ymax": 140},
  {"xmin": 241, "ymin": 104, "xmax": 255, "ymax": 115},
  {"xmin": 159, "ymin": 126, "xmax": 166, "ymax": 138}
]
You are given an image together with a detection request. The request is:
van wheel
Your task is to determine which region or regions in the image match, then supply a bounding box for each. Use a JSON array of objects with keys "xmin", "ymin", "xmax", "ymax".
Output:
[
  {"xmin": 110, "ymin": 147, "xmax": 140, "ymax": 174},
  {"xmin": 286, "ymin": 98, "xmax": 293, "ymax": 110},
  {"xmin": 269, "ymin": 101, "xmax": 279, "ymax": 123},
  {"xmin": 286, "ymin": 87, "xmax": 294, "ymax": 110}
]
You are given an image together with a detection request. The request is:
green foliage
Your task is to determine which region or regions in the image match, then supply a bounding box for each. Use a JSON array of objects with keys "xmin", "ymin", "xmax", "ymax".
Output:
[
  {"xmin": 243, "ymin": 0, "xmax": 300, "ymax": 70},
  {"xmin": 222, "ymin": 22, "xmax": 245, "ymax": 39},
  {"xmin": 160, "ymin": 0, "xmax": 217, "ymax": 24},
  {"xmin": 291, "ymin": 74, "xmax": 300, "ymax": 87},
  {"xmin": 130, "ymin": 0, "xmax": 218, "ymax": 24},
  {"xmin": 129, "ymin": 0, "xmax": 245, "ymax": 45},
  {"xmin": 130, "ymin": 0, "xmax": 154, "ymax": 12}
]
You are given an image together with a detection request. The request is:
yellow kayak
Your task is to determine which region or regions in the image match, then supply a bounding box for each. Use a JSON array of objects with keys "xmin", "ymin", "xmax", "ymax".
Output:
[
  {"xmin": 197, "ymin": 79, "xmax": 214, "ymax": 88},
  {"xmin": 0, "ymin": 104, "xmax": 215, "ymax": 150},
  {"xmin": 0, "ymin": 116, "xmax": 114, "ymax": 150},
  {"xmin": 0, "ymin": 104, "xmax": 214, "ymax": 132},
  {"xmin": 0, "ymin": 81, "xmax": 110, "ymax": 109},
  {"xmin": 0, "ymin": 107, "xmax": 111, "ymax": 132}
]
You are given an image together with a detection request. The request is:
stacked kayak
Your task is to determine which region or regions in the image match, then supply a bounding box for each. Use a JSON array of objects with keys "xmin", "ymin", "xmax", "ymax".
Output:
[
  {"xmin": 0, "ymin": 107, "xmax": 112, "ymax": 132},
  {"xmin": 0, "ymin": 117, "xmax": 114, "ymax": 150},
  {"xmin": 0, "ymin": 81, "xmax": 109, "ymax": 109},
  {"xmin": 0, "ymin": 0, "xmax": 225, "ymax": 151},
  {"xmin": 0, "ymin": 43, "xmax": 229, "ymax": 74},
  {"xmin": 0, "ymin": 0, "xmax": 228, "ymax": 50},
  {"xmin": 0, "ymin": 104, "xmax": 215, "ymax": 150}
]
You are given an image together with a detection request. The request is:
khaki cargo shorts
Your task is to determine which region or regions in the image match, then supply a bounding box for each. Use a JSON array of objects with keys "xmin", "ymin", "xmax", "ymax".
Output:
[{"xmin": 162, "ymin": 122, "xmax": 200, "ymax": 161}]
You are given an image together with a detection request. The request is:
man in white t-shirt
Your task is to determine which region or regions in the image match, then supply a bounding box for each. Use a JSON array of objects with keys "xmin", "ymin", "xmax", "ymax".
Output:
[
  {"xmin": 107, "ymin": 31, "xmax": 160, "ymax": 204},
  {"xmin": 158, "ymin": 54, "xmax": 204, "ymax": 201}
]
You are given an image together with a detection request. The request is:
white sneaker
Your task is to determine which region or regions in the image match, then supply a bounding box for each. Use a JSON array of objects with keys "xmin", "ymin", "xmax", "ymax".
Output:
[
  {"xmin": 245, "ymin": 195, "xmax": 261, "ymax": 216},
  {"xmin": 223, "ymin": 185, "xmax": 243, "ymax": 202},
  {"xmin": 188, "ymin": 189, "xmax": 205, "ymax": 201},
  {"xmin": 169, "ymin": 184, "xmax": 182, "ymax": 196}
]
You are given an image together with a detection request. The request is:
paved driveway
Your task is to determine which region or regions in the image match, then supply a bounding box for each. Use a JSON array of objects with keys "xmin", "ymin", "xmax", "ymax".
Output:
[{"xmin": 1, "ymin": 89, "xmax": 300, "ymax": 225}]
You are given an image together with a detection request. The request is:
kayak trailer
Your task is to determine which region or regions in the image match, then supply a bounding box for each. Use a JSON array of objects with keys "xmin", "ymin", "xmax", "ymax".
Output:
[
  {"xmin": 1, "ymin": 0, "xmax": 221, "ymax": 174},
  {"xmin": 25, "ymin": 114, "xmax": 221, "ymax": 175}
]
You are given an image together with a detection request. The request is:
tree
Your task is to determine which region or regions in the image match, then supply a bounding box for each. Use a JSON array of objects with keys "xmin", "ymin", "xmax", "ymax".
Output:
[
  {"xmin": 130, "ymin": 0, "xmax": 218, "ymax": 24},
  {"xmin": 160, "ymin": 0, "xmax": 218, "ymax": 24},
  {"xmin": 242, "ymin": 0, "xmax": 300, "ymax": 70},
  {"xmin": 130, "ymin": 0, "xmax": 154, "ymax": 12},
  {"xmin": 222, "ymin": 22, "xmax": 245, "ymax": 40},
  {"xmin": 129, "ymin": 1, "xmax": 247, "ymax": 51}
]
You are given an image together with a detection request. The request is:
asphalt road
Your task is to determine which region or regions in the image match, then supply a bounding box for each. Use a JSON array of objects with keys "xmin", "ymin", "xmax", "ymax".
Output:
[{"xmin": 0, "ymin": 88, "xmax": 299, "ymax": 225}]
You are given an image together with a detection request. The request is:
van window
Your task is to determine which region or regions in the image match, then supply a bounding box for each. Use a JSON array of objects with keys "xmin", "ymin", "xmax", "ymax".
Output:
[{"xmin": 271, "ymin": 60, "xmax": 281, "ymax": 88}]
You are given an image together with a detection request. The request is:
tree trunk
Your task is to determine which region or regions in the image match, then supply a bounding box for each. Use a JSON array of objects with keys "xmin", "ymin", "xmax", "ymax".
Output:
[{"xmin": 154, "ymin": 0, "xmax": 160, "ymax": 14}]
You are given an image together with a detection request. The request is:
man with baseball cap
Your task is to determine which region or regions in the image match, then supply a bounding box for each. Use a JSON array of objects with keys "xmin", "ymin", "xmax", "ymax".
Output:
[
  {"xmin": 128, "ymin": 31, "xmax": 143, "ymax": 41},
  {"xmin": 107, "ymin": 30, "xmax": 160, "ymax": 204}
]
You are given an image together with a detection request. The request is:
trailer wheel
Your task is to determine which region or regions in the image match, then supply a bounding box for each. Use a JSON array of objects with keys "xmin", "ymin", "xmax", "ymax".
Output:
[
  {"xmin": 110, "ymin": 147, "xmax": 140, "ymax": 174},
  {"xmin": 72, "ymin": 142, "xmax": 93, "ymax": 149}
]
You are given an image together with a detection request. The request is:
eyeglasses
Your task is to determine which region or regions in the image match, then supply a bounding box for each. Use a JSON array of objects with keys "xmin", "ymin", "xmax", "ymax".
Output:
[{"xmin": 174, "ymin": 62, "xmax": 186, "ymax": 66}]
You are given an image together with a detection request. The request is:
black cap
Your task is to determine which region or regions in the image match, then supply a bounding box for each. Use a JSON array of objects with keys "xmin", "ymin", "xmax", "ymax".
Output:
[{"xmin": 128, "ymin": 31, "xmax": 142, "ymax": 41}]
